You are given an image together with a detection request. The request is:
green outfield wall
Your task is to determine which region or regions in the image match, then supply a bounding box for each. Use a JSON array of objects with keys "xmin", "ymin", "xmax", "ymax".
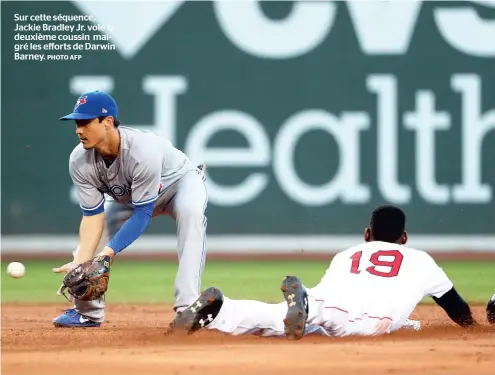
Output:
[{"xmin": 2, "ymin": 1, "xmax": 494, "ymax": 253}]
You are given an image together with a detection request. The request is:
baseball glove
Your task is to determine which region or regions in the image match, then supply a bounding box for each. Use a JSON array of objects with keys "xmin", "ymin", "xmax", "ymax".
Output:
[
  {"xmin": 487, "ymin": 293, "xmax": 495, "ymax": 324},
  {"xmin": 59, "ymin": 255, "xmax": 112, "ymax": 301}
]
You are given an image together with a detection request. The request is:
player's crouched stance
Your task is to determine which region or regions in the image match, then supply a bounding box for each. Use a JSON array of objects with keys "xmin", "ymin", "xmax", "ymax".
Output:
[
  {"xmin": 170, "ymin": 205, "xmax": 490, "ymax": 339},
  {"xmin": 52, "ymin": 91, "xmax": 208, "ymax": 328}
]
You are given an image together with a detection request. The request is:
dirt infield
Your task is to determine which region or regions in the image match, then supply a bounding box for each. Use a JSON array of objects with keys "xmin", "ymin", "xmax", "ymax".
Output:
[{"xmin": 2, "ymin": 303, "xmax": 494, "ymax": 375}]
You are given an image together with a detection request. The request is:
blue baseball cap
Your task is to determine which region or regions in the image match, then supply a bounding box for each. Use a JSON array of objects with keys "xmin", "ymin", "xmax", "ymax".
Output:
[{"xmin": 59, "ymin": 91, "xmax": 118, "ymax": 121}]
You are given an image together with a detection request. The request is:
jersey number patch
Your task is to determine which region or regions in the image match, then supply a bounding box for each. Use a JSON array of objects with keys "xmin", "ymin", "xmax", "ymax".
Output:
[{"xmin": 350, "ymin": 250, "xmax": 404, "ymax": 277}]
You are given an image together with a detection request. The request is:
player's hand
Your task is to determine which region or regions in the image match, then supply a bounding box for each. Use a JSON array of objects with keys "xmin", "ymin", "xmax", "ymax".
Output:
[
  {"xmin": 52, "ymin": 261, "xmax": 78, "ymax": 274},
  {"xmin": 96, "ymin": 246, "xmax": 116, "ymax": 259},
  {"xmin": 53, "ymin": 261, "xmax": 78, "ymax": 302}
]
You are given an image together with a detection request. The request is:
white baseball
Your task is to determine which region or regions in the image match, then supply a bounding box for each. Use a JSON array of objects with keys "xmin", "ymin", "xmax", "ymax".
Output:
[{"xmin": 7, "ymin": 262, "xmax": 25, "ymax": 278}]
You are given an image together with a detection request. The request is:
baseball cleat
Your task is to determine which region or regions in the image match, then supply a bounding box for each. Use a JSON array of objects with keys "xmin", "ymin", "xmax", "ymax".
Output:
[
  {"xmin": 487, "ymin": 293, "xmax": 495, "ymax": 324},
  {"xmin": 53, "ymin": 308, "xmax": 101, "ymax": 328},
  {"xmin": 169, "ymin": 287, "xmax": 224, "ymax": 334},
  {"xmin": 281, "ymin": 276, "xmax": 308, "ymax": 340}
]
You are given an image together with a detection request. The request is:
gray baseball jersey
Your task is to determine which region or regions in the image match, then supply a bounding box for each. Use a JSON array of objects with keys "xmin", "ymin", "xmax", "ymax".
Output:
[
  {"xmin": 69, "ymin": 126, "xmax": 208, "ymax": 319},
  {"xmin": 69, "ymin": 126, "xmax": 197, "ymax": 215}
]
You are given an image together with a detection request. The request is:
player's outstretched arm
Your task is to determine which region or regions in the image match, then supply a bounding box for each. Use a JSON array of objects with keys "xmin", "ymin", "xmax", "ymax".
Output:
[
  {"xmin": 65, "ymin": 154, "xmax": 107, "ymax": 264},
  {"xmin": 432, "ymin": 287, "xmax": 477, "ymax": 328},
  {"xmin": 75, "ymin": 212, "xmax": 105, "ymax": 263},
  {"xmin": 422, "ymin": 252, "xmax": 477, "ymax": 328},
  {"xmin": 52, "ymin": 213, "xmax": 105, "ymax": 274}
]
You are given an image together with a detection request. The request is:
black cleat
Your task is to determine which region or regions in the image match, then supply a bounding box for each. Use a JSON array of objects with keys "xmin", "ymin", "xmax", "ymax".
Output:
[
  {"xmin": 487, "ymin": 293, "xmax": 495, "ymax": 325},
  {"xmin": 281, "ymin": 276, "xmax": 308, "ymax": 340},
  {"xmin": 169, "ymin": 287, "xmax": 224, "ymax": 334}
]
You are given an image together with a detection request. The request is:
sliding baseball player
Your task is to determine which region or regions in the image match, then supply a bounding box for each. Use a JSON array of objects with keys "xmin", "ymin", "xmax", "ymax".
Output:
[{"xmin": 171, "ymin": 205, "xmax": 483, "ymax": 338}]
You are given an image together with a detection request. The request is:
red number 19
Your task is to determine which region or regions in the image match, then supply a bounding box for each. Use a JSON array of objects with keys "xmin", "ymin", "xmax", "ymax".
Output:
[{"xmin": 350, "ymin": 250, "xmax": 403, "ymax": 278}]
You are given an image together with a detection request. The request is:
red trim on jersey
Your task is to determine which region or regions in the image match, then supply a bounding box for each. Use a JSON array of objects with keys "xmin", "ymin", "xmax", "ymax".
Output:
[
  {"xmin": 366, "ymin": 315, "xmax": 392, "ymax": 321},
  {"xmin": 348, "ymin": 314, "xmax": 392, "ymax": 322},
  {"xmin": 324, "ymin": 306, "xmax": 349, "ymax": 314},
  {"xmin": 320, "ymin": 304, "xmax": 392, "ymax": 322}
]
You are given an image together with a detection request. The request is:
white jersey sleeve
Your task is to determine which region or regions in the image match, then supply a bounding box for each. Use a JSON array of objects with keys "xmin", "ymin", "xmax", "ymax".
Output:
[
  {"xmin": 129, "ymin": 152, "xmax": 162, "ymax": 206},
  {"xmin": 420, "ymin": 252, "xmax": 454, "ymax": 298},
  {"xmin": 69, "ymin": 154, "xmax": 105, "ymax": 214}
]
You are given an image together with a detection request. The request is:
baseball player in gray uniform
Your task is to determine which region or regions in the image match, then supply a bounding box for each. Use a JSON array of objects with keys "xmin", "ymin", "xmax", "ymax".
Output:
[{"xmin": 52, "ymin": 91, "xmax": 208, "ymax": 327}]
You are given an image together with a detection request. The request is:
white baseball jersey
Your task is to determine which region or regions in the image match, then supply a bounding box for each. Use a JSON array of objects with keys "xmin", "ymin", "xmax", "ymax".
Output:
[
  {"xmin": 204, "ymin": 241, "xmax": 453, "ymax": 338},
  {"xmin": 306, "ymin": 241, "xmax": 453, "ymax": 335},
  {"xmin": 69, "ymin": 126, "xmax": 197, "ymax": 215}
]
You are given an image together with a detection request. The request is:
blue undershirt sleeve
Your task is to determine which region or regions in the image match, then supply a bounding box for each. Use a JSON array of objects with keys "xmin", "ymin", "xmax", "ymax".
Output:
[{"xmin": 107, "ymin": 200, "xmax": 154, "ymax": 254}]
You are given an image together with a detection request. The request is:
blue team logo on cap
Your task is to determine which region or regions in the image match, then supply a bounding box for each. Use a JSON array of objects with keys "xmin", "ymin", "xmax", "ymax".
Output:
[{"xmin": 74, "ymin": 96, "xmax": 87, "ymax": 110}]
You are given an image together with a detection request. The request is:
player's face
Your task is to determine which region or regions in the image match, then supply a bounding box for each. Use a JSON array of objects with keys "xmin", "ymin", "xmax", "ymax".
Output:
[{"xmin": 75, "ymin": 118, "xmax": 106, "ymax": 149}]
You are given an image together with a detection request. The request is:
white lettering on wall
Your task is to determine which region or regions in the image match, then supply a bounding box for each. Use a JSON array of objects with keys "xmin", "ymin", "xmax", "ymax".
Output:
[
  {"xmin": 434, "ymin": 0, "xmax": 495, "ymax": 57},
  {"xmin": 273, "ymin": 110, "xmax": 370, "ymax": 206},
  {"xmin": 452, "ymin": 74, "xmax": 494, "ymax": 202},
  {"xmin": 142, "ymin": 76, "xmax": 187, "ymax": 144},
  {"xmin": 185, "ymin": 110, "xmax": 270, "ymax": 206},
  {"xmin": 404, "ymin": 91, "xmax": 451, "ymax": 204},
  {"xmin": 346, "ymin": 0, "xmax": 422, "ymax": 54},
  {"xmin": 367, "ymin": 75, "xmax": 412, "ymax": 204},
  {"xmin": 213, "ymin": 1, "xmax": 336, "ymax": 59},
  {"xmin": 68, "ymin": 73, "xmax": 493, "ymax": 207},
  {"xmin": 76, "ymin": 0, "xmax": 495, "ymax": 59}
]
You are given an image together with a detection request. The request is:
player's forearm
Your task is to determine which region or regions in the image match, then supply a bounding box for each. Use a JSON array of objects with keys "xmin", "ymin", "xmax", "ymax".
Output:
[
  {"xmin": 433, "ymin": 287, "xmax": 477, "ymax": 328},
  {"xmin": 75, "ymin": 212, "xmax": 105, "ymax": 264}
]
